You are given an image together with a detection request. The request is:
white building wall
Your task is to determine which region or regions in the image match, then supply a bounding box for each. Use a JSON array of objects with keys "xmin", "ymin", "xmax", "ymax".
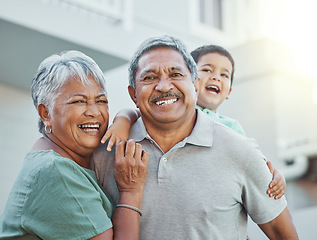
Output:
[
  {"xmin": 0, "ymin": 84, "xmax": 40, "ymax": 213},
  {"xmin": 221, "ymin": 38, "xmax": 317, "ymax": 179}
]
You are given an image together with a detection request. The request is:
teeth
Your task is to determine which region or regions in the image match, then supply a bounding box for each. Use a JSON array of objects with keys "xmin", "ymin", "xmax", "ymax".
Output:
[
  {"xmin": 206, "ymin": 85, "xmax": 219, "ymax": 93},
  {"xmin": 155, "ymin": 98, "xmax": 177, "ymax": 105},
  {"xmin": 79, "ymin": 124, "xmax": 100, "ymax": 129},
  {"xmin": 83, "ymin": 128, "xmax": 98, "ymax": 132}
]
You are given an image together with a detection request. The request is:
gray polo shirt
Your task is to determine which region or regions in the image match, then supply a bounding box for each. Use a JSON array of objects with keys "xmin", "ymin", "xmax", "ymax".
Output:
[{"xmin": 91, "ymin": 110, "xmax": 287, "ymax": 240}]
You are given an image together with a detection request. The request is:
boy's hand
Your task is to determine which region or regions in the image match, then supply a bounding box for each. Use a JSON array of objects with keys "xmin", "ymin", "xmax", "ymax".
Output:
[
  {"xmin": 101, "ymin": 118, "xmax": 131, "ymax": 151},
  {"xmin": 266, "ymin": 161, "xmax": 286, "ymax": 199}
]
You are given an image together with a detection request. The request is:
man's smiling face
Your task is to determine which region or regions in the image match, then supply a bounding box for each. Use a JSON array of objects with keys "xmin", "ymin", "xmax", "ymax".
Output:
[{"xmin": 129, "ymin": 47, "xmax": 198, "ymax": 128}]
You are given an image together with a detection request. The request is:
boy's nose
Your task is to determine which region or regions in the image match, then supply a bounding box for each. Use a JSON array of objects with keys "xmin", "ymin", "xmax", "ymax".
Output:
[{"xmin": 211, "ymin": 73, "xmax": 221, "ymax": 82}]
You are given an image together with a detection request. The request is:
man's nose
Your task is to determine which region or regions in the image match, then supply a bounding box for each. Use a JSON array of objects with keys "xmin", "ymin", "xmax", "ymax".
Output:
[{"xmin": 155, "ymin": 77, "xmax": 173, "ymax": 92}]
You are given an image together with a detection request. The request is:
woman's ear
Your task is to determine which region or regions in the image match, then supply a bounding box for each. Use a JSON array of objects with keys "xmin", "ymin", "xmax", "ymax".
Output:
[{"xmin": 38, "ymin": 104, "xmax": 51, "ymax": 126}]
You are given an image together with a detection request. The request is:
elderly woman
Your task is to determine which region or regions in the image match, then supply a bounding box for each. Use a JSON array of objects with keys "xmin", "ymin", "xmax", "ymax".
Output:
[{"xmin": 0, "ymin": 50, "xmax": 149, "ymax": 240}]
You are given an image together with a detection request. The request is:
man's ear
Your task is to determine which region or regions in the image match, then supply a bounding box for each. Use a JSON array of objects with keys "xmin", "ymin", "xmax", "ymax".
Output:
[
  {"xmin": 194, "ymin": 78, "xmax": 200, "ymax": 93},
  {"xmin": 128, "ymin": 86, "xmax": 138, "ymax": 107},
  {"xmin": 38, "ymin": 104, "xmax": 51, "ymax": 126}
]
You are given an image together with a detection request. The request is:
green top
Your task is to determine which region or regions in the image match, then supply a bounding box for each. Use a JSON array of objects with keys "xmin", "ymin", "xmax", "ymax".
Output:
[
  {"xmin": 196, "ymin": 106, "xmax": 246, "ymax": 136},
  {"xmin": 0, "ymin": 150, "xmax": 113, "ymax": 240}
]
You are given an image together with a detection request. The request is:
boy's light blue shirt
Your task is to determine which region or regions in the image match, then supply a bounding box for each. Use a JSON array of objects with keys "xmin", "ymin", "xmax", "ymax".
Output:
[{"xmin": 196, "ymin": 106, "xmax": 246, "ymax": 136}]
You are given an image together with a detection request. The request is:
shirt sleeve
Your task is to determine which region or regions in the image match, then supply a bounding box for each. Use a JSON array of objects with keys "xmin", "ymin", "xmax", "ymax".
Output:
[
  {"xmin": 22, "ymin": 157, "xmax": 113, "ymax": 240},
  {"xmin": 242, "ymin": 143, "xmax": 287, "ymax": 224}
]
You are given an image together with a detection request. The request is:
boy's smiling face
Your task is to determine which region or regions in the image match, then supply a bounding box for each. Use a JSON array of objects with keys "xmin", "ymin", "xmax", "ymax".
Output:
[{"xmin": 196, "ymin": 52, "xmax": 232, "ymax": 112}]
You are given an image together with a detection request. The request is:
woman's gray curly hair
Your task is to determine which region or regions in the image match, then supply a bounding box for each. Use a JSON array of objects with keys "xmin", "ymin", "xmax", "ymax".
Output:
[{"xmin": 31, "ymin": 50, "xmax": 107, "ymax": 135}]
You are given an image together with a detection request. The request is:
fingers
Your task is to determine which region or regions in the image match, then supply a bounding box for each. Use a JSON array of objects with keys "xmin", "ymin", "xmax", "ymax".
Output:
[
  {"xmin": 267, "ymin": 186, "xmax": 285, "ymax": 199},
  {"xmin": 115, "ymin": 140, "xmax": 125, "ymax": 158},
  {"xmin": 114, "ymin": 140, "xmax": 148, "ymax": 190},
  {"xmin": 141, "ymin": 150, "xmax": 150, "ymax": 165},
  {"xmin": 267, "ymin": 173, "xmax": 286, "ymax": 199},
  {"xmin": 266, "ymin": 161, "xmax": 287, "ymax": 199},
  {"xmin": 102, "ymin": 121, "xmax": 130, "ymax": 151},
  {"xmin": 107, "ymin": 134, "xmax": 127, "ymax": 152},
  {"xmin": 266, "ymin": 161, "xmax": 275, "ymax": 174},
  {"xmin": 101, "ymin": 130, "xmax": 119, "ymax": 151},
  {"xmin": 101, "ymin": 131, "xmax": 111, "ymax": 144},
  {"xmin": 115, "ymin": 140, "xmax": 136, "ymax": 167},
  {"xmin": 106, "ymin": 137, "xmax": 116, "ymax": 151},
  {"xmin": 134, "ymin": 142, "xmax": 142, "ymax": 159},
  {"xmin": 115, "ymin": 139, "xmax": 143, "ymax": 163},
  {"xmin": 274, "ymin": 190, "xmax": 285, "ymax": 199},
  {"xmin": 125, "ymin": 140, "xmax": 136, "ymax": 159}
]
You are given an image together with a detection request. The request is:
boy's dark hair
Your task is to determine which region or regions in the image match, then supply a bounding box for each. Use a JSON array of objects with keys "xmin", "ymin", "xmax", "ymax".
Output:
[{"xmin": 190, "ymin": 45, "xmax": 235, "ymax": 86}]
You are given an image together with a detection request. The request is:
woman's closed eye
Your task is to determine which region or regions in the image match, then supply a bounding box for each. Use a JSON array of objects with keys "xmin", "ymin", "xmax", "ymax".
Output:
[
  {"xmin": 97, "ymin": 99, "xmax": 108, "ymax": 104},
  {"xmin": 71, "ymin": 99, "xmax": 86, "ymax": 104}
]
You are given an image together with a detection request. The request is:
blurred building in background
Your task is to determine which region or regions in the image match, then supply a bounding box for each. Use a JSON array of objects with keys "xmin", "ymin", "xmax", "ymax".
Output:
[{"xmin": 1, "ymin": 0, "xmax": 317, "ymax": 238}]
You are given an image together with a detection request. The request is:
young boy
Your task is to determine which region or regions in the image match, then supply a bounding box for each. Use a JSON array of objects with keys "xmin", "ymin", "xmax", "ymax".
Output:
[
  {"xmin": 102, "ymin": 44, "xmax": 286, "ymax": 199},
  {"xmin": 190, "ymin": 45, "xmax": 285, "ymax": 199},
  {"xmin": 191, "ymin": 45, "xmax": 246, "ymax": 135}
]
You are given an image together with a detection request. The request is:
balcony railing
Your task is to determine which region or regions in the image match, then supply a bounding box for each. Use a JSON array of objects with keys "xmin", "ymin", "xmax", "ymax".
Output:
[{"xmin": 42, "ymin": 0, "xmax": 133, "ymax": 31}]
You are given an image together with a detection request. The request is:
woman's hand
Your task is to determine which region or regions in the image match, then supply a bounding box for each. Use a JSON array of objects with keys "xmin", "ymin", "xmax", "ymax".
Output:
[
  {"xmin": 114, "ymin": 140, "xmax": 149, "ymax": 195},
  {"xmin": 110, "ymin": 140, "xmax": 149, "ymax": 240}
]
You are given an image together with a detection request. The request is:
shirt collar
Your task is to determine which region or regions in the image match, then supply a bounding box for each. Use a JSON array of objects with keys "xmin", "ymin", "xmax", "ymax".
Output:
[
  {"xmin": 130, "ymin": 109, "xmax": 214, "ymax": 148},
  {"xmin": 187, "ymin": 109, "xmax": 213, "ymax": 147},
  {"xmin": 129, "ymin": 118, "xmax": 149, "ymax": 142},
  {"xmin": 196, "ymin": 105, "xmax": 219, "ymax": 118}
]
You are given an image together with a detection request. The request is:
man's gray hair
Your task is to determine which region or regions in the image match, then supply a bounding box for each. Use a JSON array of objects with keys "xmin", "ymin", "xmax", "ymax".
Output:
[
  {"xmin": 128, "ymin": 35, "xmax": 198, "ymax": 88},
  {"xmin": 31, "ymin": 50, "xmax": 107, "ymax": 135}
]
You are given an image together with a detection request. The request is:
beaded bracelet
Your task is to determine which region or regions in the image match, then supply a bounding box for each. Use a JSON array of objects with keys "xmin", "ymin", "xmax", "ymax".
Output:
[{"xmin": 116, "ymin": 204, "xmax": 143, "ymax": 216}]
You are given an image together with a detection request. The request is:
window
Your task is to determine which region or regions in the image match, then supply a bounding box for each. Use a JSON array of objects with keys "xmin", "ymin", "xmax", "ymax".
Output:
[
  {"xmin": 199, "ymin": 0, "xmax": 223, "ymax": 30},
  {"xmin": 189, "ymin": 0, "xmax": 234, "ymax": 41}
]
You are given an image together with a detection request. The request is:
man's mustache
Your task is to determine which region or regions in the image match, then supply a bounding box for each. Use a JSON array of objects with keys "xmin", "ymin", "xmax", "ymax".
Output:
[{"xmin": 150, "ymin": 92, "xmax": 183, "ymax": 102}]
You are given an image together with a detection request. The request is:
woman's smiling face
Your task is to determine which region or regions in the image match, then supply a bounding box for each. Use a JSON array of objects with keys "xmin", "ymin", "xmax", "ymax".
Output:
[{"xmin": 48, "ymin": 75, "xmax": 109, "ymax": 156}]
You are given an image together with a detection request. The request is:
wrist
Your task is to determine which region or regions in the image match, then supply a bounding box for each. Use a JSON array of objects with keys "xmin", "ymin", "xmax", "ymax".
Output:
[{"xmin": 118, "ymin": 190, "xmax": 144, "ymax": 209}]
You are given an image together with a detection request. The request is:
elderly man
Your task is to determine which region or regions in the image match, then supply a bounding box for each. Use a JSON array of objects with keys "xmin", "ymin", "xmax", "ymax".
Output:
[{"xmin": 91, "ymin": 36, "xmax": 298, "ymax": 239}]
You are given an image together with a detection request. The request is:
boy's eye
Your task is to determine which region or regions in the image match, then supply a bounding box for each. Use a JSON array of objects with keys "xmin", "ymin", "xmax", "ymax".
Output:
[
  {"xmin": 221, "ymin": 73, "xmax": 229, "ymax": 78},
  {"xmin": 201, "ymin": 69, "xmax": 212, "ymax": 73}
]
